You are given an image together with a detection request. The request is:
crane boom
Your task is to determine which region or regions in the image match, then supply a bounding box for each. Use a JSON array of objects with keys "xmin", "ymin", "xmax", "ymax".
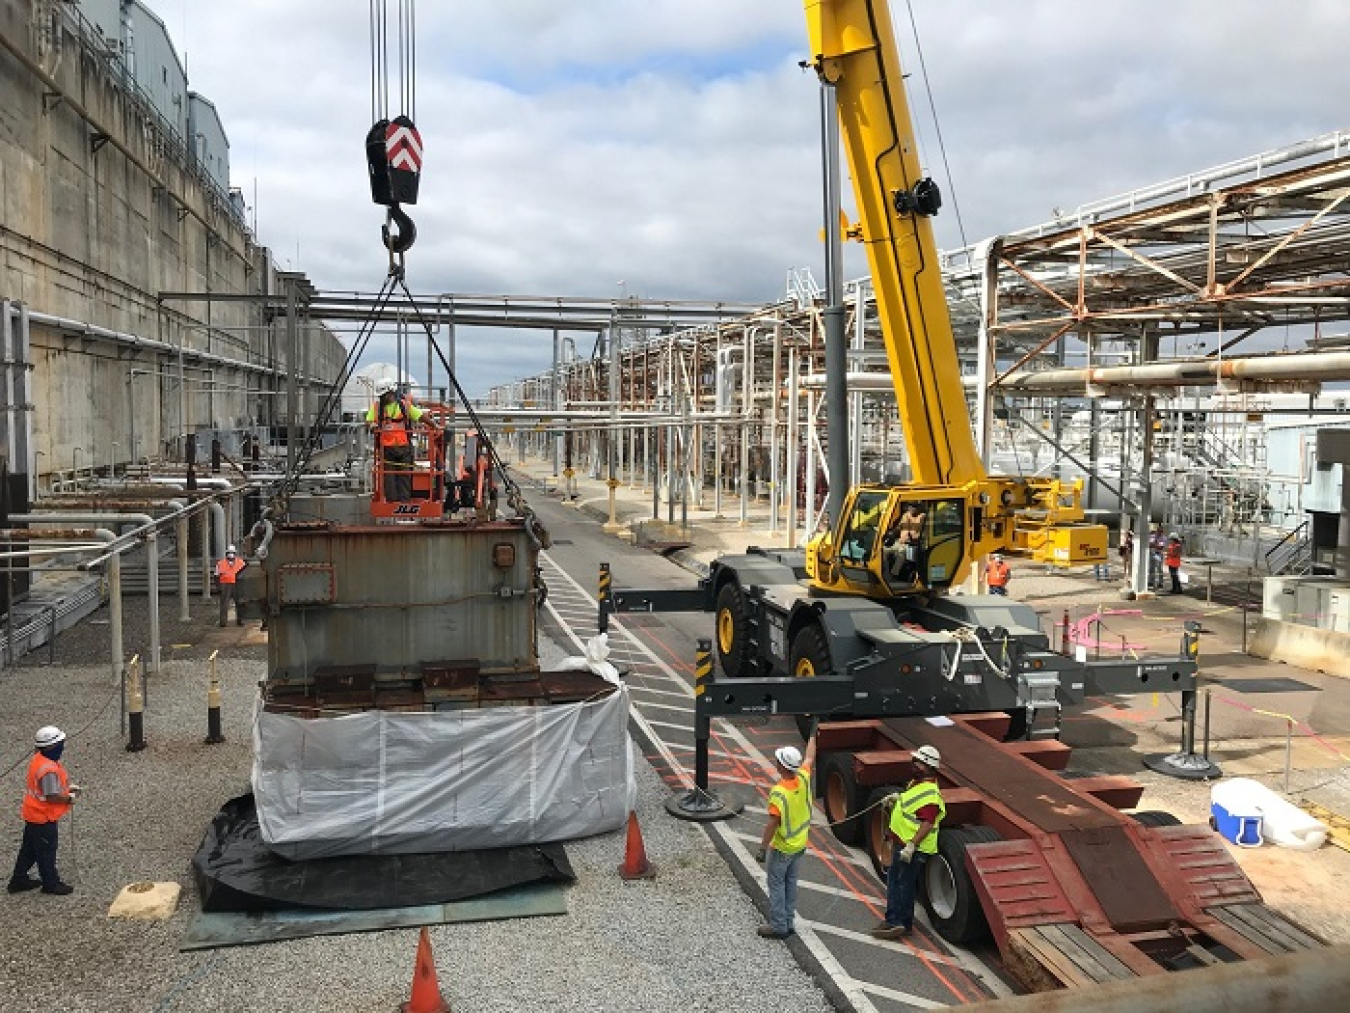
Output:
[{"xmin": 805, "ymin": 0, "xmax": 984, "ymax": 487}]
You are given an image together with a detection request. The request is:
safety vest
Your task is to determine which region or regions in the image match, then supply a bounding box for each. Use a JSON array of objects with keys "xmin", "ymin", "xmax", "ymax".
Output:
[
  {"xmin": 986, "ymin": 560, "xmax": 1010, "ymax": 587},
  {"xmin": 367, "ymin": 398, "xmax": 421, "ymax": 447},
  {"xmin": 215, "ymin": 557, "xmax": 245, "ymax": 584},
  {"xmin": 888, "ymin": 778, "xmax": 945, "ymax": 855},
  {"xmin": 1165, "ymin": 542, "xmax": 1182, "ymax": 568},
  {"xmin": 767, "ymin": 767, "xmax": 813, "ymax": 855},
  {"xmin": 21, "ymin": 753, "xmax": 69, "ymax": 824}
]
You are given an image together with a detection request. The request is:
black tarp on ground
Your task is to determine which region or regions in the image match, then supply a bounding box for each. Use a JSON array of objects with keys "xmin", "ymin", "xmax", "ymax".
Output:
[{"xmin": 192, "ymin": 794, "xmax": 575, "ymax": 913}]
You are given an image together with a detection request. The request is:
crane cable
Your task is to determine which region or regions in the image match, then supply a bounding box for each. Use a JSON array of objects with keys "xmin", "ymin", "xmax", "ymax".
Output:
[{"xmin": 367, "ymin": 0, "xmax": 421, "ymax": 266}]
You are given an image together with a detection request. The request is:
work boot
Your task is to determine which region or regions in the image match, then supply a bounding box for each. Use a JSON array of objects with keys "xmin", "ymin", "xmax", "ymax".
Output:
[
  {"xmin": 870, "ymin": 923, "xmax": 911, "ymax": 939},
  {"xmin": 7, "ymin": 878, "xmax": 41, "ymax": 893},
  {"xmin": 756, "ymin": 925, "xmax": 791, "ymax": 939},
  {"xmin": 41, "ymin": 882, "xmax": 74, "ymax": 896}
]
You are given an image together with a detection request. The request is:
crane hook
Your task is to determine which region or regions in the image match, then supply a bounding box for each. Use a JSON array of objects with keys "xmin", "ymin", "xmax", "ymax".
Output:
[{"xmin": 382, "ymin": 204, "xmax": 417, "ymax": 255}]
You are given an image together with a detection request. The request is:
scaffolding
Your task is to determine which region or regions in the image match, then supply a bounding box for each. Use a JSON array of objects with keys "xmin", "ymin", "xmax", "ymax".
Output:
[{"xmin": 481, "ymin": 133, "xmax": 1350, "ymax": 571}]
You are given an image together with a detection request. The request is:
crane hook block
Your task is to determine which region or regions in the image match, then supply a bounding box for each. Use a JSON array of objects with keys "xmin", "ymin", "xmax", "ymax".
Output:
[
  {"xmin": 385, "ymin": 115, "xmax": 423, "ymax": 205},
  {"xmin": 383, "ymin": 204, "xmax": 417, "ymax": 255},
  {"xmin": 365, "ymin": 119, "xmax": 393, "ymax": 206}
]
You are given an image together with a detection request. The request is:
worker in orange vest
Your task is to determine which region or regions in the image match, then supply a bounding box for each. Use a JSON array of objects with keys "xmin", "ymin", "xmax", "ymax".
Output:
[
  {"xmin": 985, "ymin": 553, "xmax": 1011, "ymax": 596},
  {"xmin": 215, "ymin": 544, "xmax": 246, "ymax": 627},
  {"xmin": 366, "ymin": 378, "xmax": 429, "ymax": 502},
  {"xmin": 8, "ymin": 726, "xmax": 79, "ymax": 895},
  {"xmin": 1165, "ymin": 534, "xmax": 1183, "ymax": 594}
]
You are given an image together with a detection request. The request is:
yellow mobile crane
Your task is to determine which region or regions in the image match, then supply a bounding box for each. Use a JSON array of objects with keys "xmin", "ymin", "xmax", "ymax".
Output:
[
  {"xmin": 609, "ymin": 0, "xmax": 1176, "ymax": 745},
  {"xmin": 802, "ymin": 0, "xmax": 1105, "ymax": 605}
]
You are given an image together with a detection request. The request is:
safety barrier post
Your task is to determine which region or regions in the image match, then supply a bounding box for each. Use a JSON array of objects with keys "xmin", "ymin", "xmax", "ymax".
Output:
[
  {"xmin": 1143, "ymin": 621, "xmax": 1218, "ymax": 780},
  {"xmin": 598, "ymin": 562, "xmax": 611, "ymax": 633},
  {"xmin": 664, "ymin": 639, "xmax": 743, "ymax": 822},
  {"xmin": 1060, "ymin": 610, "xmax": 1070, "ymax": 654},
  {"xmin": 125, "ymin": 655, "xmax": 147, "ymax": 753},
  {"xmin": 205, "ymin": 650, "xmax": 225, "ymax": 745}
]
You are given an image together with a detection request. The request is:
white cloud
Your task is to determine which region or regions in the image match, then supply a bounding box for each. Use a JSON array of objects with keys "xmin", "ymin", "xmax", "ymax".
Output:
[{"xmin": 172, "ymin": 0, "xmax": 1350, "ymax": 394}]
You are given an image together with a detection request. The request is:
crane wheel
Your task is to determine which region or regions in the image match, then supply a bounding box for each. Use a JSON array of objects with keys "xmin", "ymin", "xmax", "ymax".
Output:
[
  {"xmin": 789, "ymin": 624, "xmax": 832, "ymax": 739},
  {"xmin": 715, "ymin": 582, "xmax": 752, "ymax": 679},
  {"xmin": 1130, "ymin": 810, "xmax": 1182, "ymax": 828}
]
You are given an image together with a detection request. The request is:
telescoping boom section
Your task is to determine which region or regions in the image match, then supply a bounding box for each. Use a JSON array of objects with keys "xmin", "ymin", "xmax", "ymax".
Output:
[{"xmin": 803, "ymin": 0, "xmax": 1105, "ymax": 586}]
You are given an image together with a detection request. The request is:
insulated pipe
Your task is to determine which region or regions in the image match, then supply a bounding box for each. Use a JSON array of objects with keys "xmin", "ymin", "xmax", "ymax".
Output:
[
  {"xmin": 177, "ymin": 515, "xmax": 190, "ymax": 622},
  {"xmin": 1000, "ymin": 350, "xmax": 1350, "ymax": 393},
  {"xmin": 15, "ymin": 512, "xmax": 159, "ymax": 672},
  {"xmin": 959, "ymin": 944, "xmax": 1350, "ymax": 1013}
]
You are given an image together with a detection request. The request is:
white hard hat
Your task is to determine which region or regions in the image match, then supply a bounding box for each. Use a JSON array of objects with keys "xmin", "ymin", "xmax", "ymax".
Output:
[
  {"xmin": 1169, "ymin": 533, "xmax": 1180, "ymax": 540},
  {"xmin": 226, "ymin": 544, "xmax": 237, "ymax": 555},
  {"xmin": 775, "ymin": 745, "xmax": 803, "ymax": 771},
  {"xmin": 913, "ymin": 744, "xmax": 941, "ymax": 770},
  {"xmin": 374, "ymin": 378, "xmax": 397, "ymax": 396},
  {"xmin": 35, "ymin": 726, "xmax": 67, "ymax": 749},
  {"xmin": 991, "ymin": 553, "xmax": 1004, "ymax": 561}
]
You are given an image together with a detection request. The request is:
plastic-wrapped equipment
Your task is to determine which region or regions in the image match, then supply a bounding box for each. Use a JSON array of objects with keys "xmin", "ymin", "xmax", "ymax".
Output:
[
  {"xmin": 253, "ymin": 686, "xmax": 637, "ymax": 860},
  {"xmin": 1211, "ymin": 778, "xmax": 1328, "ymax": 851}
]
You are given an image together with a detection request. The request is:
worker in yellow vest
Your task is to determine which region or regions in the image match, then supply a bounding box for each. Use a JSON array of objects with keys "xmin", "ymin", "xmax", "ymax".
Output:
[
  {"xmin": 366, "ymin": 378, "xmax": 428, "ymax": 502},
  {"xmin": 754, "ymin": 726, "xmax": 818, "ymax": 939},
  {"xmin": 872, "ymin": 745, "xmax": 946, "ymax": 939}
]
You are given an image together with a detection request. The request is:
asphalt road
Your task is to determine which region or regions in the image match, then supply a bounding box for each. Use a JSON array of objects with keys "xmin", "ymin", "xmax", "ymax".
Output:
[{"xmin": 529, "ymin": 492, "xmax": 1019, "ymax": 1011}]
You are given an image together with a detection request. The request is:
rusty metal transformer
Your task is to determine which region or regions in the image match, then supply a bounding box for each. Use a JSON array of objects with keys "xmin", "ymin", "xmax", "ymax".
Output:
[{"xmin": 241, "ymin": 496, "xmax": 635, "ymax": 859}]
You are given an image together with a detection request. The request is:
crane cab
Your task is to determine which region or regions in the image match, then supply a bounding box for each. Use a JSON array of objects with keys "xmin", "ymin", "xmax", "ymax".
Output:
[{"xmin": 807, "ymin": 485, "xmax": 974, "ymax": 597}]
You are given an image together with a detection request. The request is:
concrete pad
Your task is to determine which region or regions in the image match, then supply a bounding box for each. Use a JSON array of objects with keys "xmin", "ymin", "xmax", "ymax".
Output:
[{"xmin": 109, "ymin": 881, "xmax": 182, "ymax": 920}]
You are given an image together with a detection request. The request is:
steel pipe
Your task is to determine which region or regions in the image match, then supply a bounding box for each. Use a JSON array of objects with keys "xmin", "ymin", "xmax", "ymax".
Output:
[{"xmin": 1000, "ymin": 350, "xmax": 1350, "ymax": 392}]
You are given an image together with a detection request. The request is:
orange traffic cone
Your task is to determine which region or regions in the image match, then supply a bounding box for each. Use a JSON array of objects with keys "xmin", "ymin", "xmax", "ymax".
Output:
[
  {"xmin": 618, "ymin": 810, "xmax": 657, "ymax": 880},
  {"xmin": 400, "ymin": 926, "xmax": 450, "ymax": 1013}
]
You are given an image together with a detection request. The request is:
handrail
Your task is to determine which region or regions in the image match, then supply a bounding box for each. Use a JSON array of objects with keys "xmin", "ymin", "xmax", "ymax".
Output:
[{"xmin": 1264, "ymin": 519, "xmax": 1310, "ymax": 573}]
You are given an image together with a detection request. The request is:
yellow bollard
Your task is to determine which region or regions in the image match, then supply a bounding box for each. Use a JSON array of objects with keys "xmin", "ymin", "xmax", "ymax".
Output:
[
  {"xmin": 205, "ymin": 649, "xmax": 225, "ymax": 745},
  {"xmin": 126, "ymin": 655, "xmax": 147, "ymax": 753}
]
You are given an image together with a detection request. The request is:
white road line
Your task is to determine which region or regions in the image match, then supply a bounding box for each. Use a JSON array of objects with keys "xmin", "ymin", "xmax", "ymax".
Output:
[
  {"xmin": 855, "ymin": 980, "xmax": 950, "ymax": 1011},
  {"xmin": 542, "ymin": 553, "xmax": 1015, "ymax": 1007}
]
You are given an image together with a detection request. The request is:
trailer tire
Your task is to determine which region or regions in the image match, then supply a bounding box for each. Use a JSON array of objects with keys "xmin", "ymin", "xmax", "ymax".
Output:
[
  {"xmin": 1003, "ymin": 707, "xmax": 1029, "ymax": 741},
  {"xmin": 789, "ymin": 623, "xmax": 832, "ymax": 739},
  {"xmin": 819, "ymin": 752, "xmax": 865, "ymax": 845},
  {"xmin": 715, "ymin": 582, "xmax": 752, "ymax": 678},
  {"xmin": 923, "ymin": 825, "xmax": 1002, "ymax": 945},
  {"xmin": 1130, "ymin": 810, "xmax": 1182, "ymax": 828},
  {"xmin": 862, "ymin": 786, "xmax": 902, "ymax": 882}
]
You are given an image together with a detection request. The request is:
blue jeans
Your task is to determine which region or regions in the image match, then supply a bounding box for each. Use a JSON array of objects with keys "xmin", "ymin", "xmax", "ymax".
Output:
[
  {"xmin": 11, "ymin": 821, "xmax": 61, "ymax": 888},
  {"xmin": 884, "ymin": 845, "xmax": 926, "ymax": 929},
  {"xmin": 766, "ymin": 847, "xmax": 803, "ymax": 935}
]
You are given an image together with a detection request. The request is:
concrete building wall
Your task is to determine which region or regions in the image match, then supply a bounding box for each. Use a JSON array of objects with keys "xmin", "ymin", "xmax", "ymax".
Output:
[{"xmin": 0, "ymin": 0, "xmax": 347, "ymax": 487}]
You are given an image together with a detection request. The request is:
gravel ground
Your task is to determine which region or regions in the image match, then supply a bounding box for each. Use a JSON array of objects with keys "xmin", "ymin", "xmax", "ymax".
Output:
[{"xmin": 0, "ymin": 596, "xmax": 834, "ymax": 1013}]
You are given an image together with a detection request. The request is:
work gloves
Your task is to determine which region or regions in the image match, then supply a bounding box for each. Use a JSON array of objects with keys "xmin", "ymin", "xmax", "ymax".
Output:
[
  {"xmin": 755, "ymin": 847, "xmax": 767, "ymax": 863},
  {"xmin": 898, "ymin": 842, "xmax": 916, "ymax": 864}
]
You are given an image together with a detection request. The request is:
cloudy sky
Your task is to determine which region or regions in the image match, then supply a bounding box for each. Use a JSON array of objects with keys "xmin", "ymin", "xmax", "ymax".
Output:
[{"xmin": 167, "ymin": 0, "xmax": 1350, "ymax": 397}]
